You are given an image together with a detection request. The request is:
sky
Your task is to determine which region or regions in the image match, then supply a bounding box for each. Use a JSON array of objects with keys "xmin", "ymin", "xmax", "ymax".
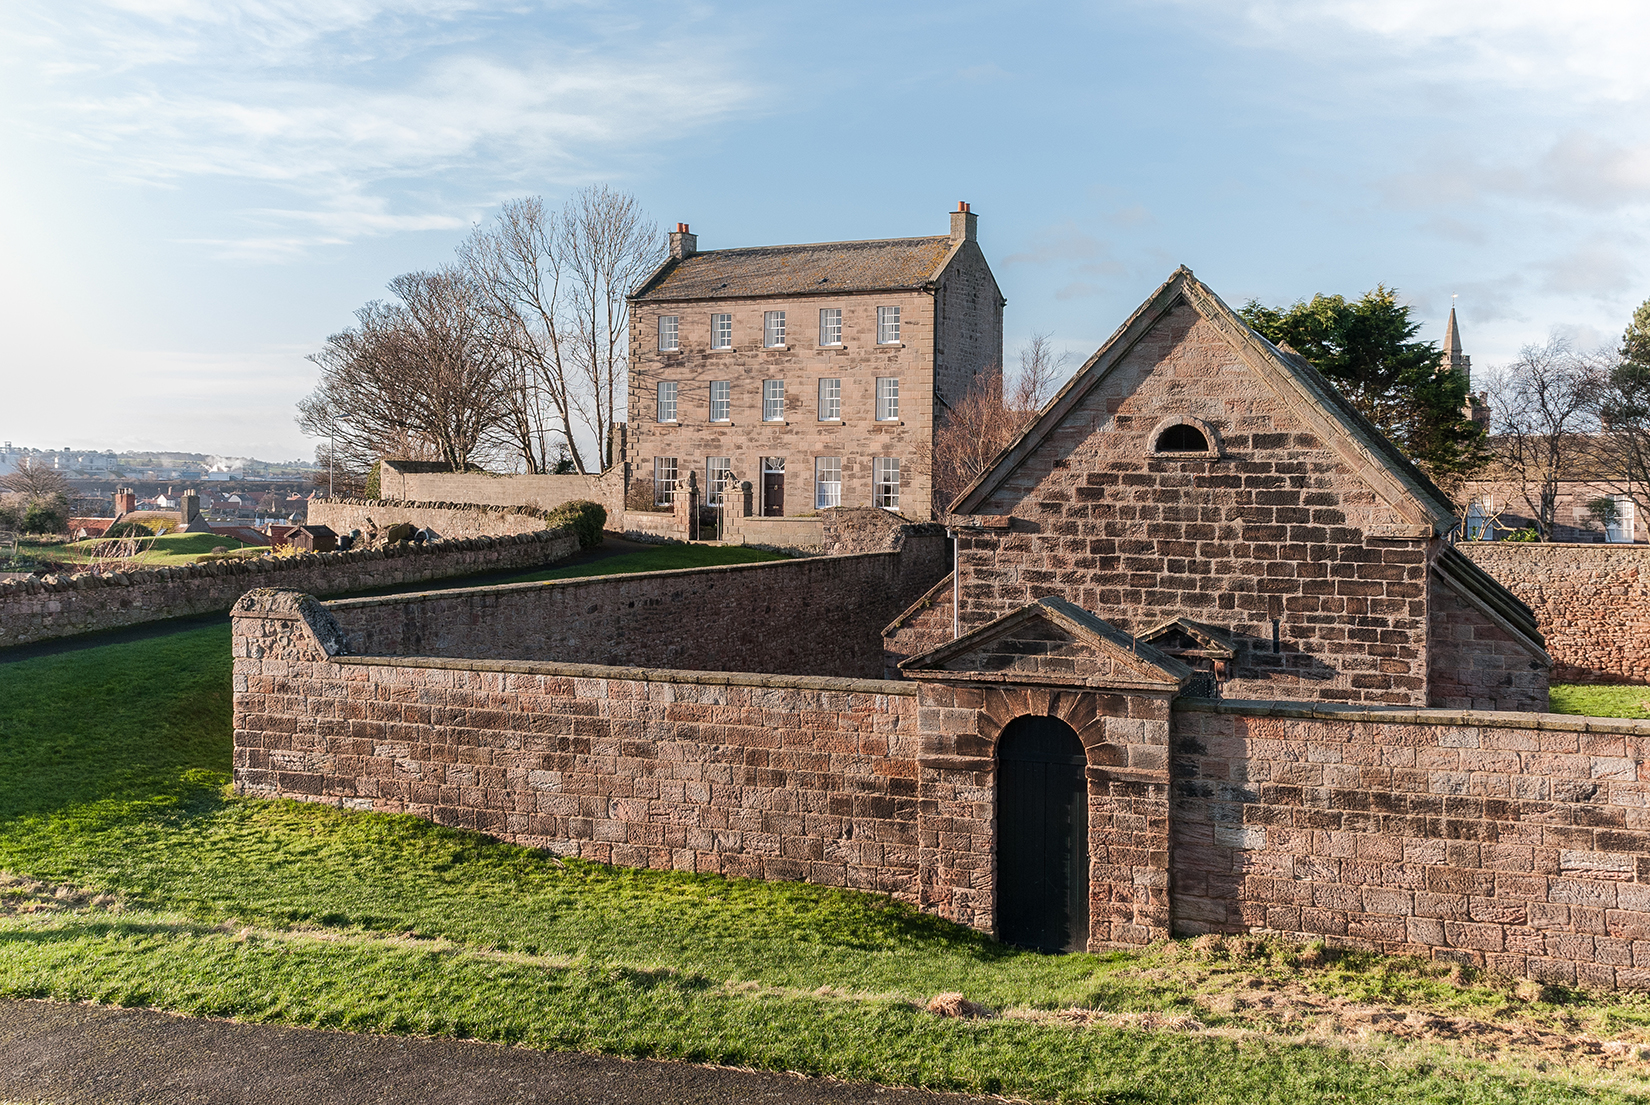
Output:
[{"xmin": 3, "ymin": 0, "xmax": 1648, "ymax": 462}]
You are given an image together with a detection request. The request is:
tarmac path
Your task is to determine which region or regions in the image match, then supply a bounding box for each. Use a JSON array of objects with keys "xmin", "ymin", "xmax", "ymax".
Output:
[{"xmin": 0, "ymin": 1000, "xmax": 1010, "ymax": 1105}]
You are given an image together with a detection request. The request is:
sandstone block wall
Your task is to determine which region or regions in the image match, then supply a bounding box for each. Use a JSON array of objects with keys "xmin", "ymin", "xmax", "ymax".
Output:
[
  {"xmin": 232, "ymin": 592, "xmax": 925, "ymax": 901},
  {"xmin": 306, "ymin": 499, "xmax": 560, "ymax": 541},
  {"xmin": 1427, "ymin": 576, "xmax": 1550, "ymax": 712},
  {"xmin": 1460, "ymin": 543, "xmax": 1650, "ymax": 685},
  {"xmin": 0, "ymin": 530, "xmax": 580, "ymax": 649},
  {"xmin": 1173, "ymin": 700, "xmax": 1650, "ymax": 988},
  {"xmin": 959, "ymin": 300, "xmax": 1435, "ymax": 707},
  {"xmin": 326, "ymin": 534, "xmax": 948, "ymax": 680}
]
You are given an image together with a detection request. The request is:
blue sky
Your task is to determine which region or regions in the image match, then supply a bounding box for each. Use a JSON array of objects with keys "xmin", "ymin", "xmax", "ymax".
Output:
[{"xmin": 3, "ymin": 0, "xmax": 1647, "ymax": 461}]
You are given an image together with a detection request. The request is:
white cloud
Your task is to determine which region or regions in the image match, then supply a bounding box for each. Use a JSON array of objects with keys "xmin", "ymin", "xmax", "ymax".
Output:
[
  {"xmin": 1176, "ymin": 0, "xmax": 1650, "ymax": 102},
  {"xmin": 2, "ymin": 1, "xmax": 756, "ymax": 255}
]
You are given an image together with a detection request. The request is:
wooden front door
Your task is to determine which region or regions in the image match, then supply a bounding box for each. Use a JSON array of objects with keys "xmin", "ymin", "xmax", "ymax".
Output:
[
  {"xmin": 997, "ymin": 715, "xmax": 1089, "ymax": 953},
  {"xmin": 762, "ymin": 458, "xmax": 785, "ymax": 516}
]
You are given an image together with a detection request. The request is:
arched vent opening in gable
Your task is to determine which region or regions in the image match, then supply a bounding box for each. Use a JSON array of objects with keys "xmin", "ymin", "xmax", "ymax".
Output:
[{"xmin": 1155, "ymin": 423, "xmax": 1209, "ymax": 452}]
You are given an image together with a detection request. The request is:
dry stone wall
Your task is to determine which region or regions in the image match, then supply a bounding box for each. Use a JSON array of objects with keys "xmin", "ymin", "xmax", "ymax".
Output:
[
  {"xmin": 1173, "ymin": 700, "xmax": 1650, "ymax": 988},
  {"xmin": 376, "ymin": 463, "xmax": 625, "ymax": 517},
  {"xmin": 306, "ymin": 499, "xmax": 557, "ymax": 541},
  {"xmin": 0, "ymin": 529, "xmax": 579, "ymax": 648},
  {"xmin": 1460, "ymin": 543, "xmax": 1650, "ymax": 685}
]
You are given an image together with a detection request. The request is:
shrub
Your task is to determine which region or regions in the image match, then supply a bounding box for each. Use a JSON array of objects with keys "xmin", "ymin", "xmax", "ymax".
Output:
[
  {"xmin": 363, "ymin": 459, "xmax": 381, "ymax": 500},
  {"xmin": 103, "ymin": 522, "xmax": 154, "ymax": 540},
  {"xmin": 544, "ymin": 500, "xmax": 606, "ymax": 549},
  {"xmin": 21, "ymin": 498, "xmax": 69, "ymax": 535}
]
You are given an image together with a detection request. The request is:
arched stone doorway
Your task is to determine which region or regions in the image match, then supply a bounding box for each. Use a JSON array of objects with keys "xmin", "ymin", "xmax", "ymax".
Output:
[{"xmin": 996, "ymin": 714, "xmax": 1089, "ymax": 952}]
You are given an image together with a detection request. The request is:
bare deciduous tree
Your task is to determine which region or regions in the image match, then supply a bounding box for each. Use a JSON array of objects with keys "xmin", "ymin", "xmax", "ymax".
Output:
[
  {"xmin": 459, "ymin": 196, "xmax": 582, "ymax": 474},
  {"xmin": 298, "ymin": 267, "xmax": 514, "ymax": 481},
  {"xmin": 929, "ymin": 333, "xmax": 1075, "ymax": 512},
  {"xmin": 563, "ymin": 185, "xmax": 662, "ymax": 471},
  {"xmin": 0, "ymin": 465, "xmax": 72, "ymax": 504},
  {"xmin": 458, "ymin": 187, "xmax": 660, "ymax": 474},
  {"xmin": 1482, "ymin": 336, "xmax": 1609, "ymax": 540}
]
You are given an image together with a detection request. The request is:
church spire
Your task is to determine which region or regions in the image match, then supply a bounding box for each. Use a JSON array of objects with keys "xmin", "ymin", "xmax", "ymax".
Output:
[
  {"xmin": 1442, "ymin": 302, "xmax": 1490, "ymax": 427},
  {"xmin": 1440, "ymin": 304, "xmax": 1470, "ymax": 386}
]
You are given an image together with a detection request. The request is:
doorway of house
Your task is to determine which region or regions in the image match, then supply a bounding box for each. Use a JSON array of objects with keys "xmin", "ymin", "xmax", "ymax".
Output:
[
  {"xmin": 762, "ymin": 457, "xmax": 785, "ymax": 516},
  {"xmin": 997, "ymin": 715, "xmax": 1089, "ymax": 953}
]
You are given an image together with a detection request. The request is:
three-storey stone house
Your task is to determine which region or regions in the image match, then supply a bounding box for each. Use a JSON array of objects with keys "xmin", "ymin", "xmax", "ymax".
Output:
[{"xmin": 626, "ymin": 204, "xmax": 1004, "ymax": 519}]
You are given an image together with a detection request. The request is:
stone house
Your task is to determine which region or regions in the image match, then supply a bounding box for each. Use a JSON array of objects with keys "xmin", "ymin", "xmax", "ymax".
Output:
[
  {"xmin": 625, "ymin": 204, "xmax": 1005, "ymax": 521},
  {"xmin": 887, "ymin": 266, "xmax": 1549, "ymax": 711}
]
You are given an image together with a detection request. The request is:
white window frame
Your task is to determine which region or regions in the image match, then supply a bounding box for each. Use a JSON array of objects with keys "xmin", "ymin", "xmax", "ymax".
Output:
[
  {"xmin": 653, "ymin": 457, "xmax": 678, "ymax": 506},
  {"xmin": 763, "ymin": 379, "xmax": 785, "ymax": 422},
  {"xmin": 875, "ymin": 377, "xmax": 900, "ymax": 421},
  {"xmin": 815, "ymin": 456, "xmax": 842, "ymax": 509},
  {"xmin": 818, "ymin": 378, "xmax": 841, "ymax": 421},
  {"xmin": 710, "ymin": 313, "xmax": 733, "ymax": 350},
  {"xmin": 656, "ymin": 380, "xmax": 678, "ymax": 423},
  {"xmin": 706, "ymin": 457, "xmax": 732, "ymax": 505},
  {"xmin": 764, "ymin": 310, "xmax": 787, "ymax": 348},
  {"xmin": 819, "ymin": 307, "xmax": 842, "ymax": 346},
  {"xmin": 872, "ymin": 457, "xmax": 900, "ymax": 510},
  {"xmin": 1607, "ymin": 495, "xmax": 1636, "ymax": 543},
  {"xmin": 708, "ymin": 380, "xmax": 730, "ymax": 422},
  {"xmin": 657, "ymin": 315, "xmax": 678, "ymax": 352},
  {"xmin": 876, "ymin": 305, "xmax": 901, "ymax": 345}
]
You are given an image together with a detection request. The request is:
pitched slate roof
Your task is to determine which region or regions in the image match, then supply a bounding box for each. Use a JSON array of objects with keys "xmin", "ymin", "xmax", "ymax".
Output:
[
  {"xmin": 630, "ymin": 237, "xmax": 958, "ymax": 302},
  {"xmin": 951, "ymin": 267, "xmax": 1459, "ymax": 530}
]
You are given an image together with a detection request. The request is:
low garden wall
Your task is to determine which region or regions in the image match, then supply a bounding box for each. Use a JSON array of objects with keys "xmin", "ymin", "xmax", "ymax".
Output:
[
  {"xmin": 1460, "ymin": 543, "xmax": 1650, "ymax": 684},
  {"xmin": 306, "ymin": 499, "xmax": 554, "ymax": 541},
  {"xmin": 378, "ymin": 461, "xmax": 626, "ymax": 517},
  {"xmin": 0, "ymin": 529, "xmax": 579, "ymax": 649}
]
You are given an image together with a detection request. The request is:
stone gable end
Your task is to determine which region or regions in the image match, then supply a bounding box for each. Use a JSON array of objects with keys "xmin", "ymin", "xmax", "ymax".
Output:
[{"xmin": 956, "ymin": 294, "xmax": 1439, "ymax": 705}]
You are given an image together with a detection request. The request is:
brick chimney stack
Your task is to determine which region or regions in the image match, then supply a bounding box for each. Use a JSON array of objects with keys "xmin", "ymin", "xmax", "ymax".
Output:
[
  {"xmin": 669, "ymin": 222, "xmax": 698, "ymax": 260},
  {"xmin": 950, "ymin": 201, "xmax": 976, "ymax": 243},
  {"xmin": 113, "ymin": 487, "xmax": 135, "ymax": 517}
]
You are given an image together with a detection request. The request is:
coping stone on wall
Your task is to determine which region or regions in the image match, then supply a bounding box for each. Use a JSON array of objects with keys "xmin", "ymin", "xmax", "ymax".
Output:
[
  {"xmin": 332, "ymin": 654, "xmax": 916, "ymax": 696},
  {"xmin": 1175, "ymin": 696, "xmax": 1650, "ymax": 735}
]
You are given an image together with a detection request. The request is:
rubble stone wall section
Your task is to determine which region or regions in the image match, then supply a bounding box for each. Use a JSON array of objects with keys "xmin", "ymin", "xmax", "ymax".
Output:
[
  {"xmin": 1459, "ymin": 543, "xmax": 1650, "ymax": 685},
  {"xmin": 376, "ymin": 464, "xmax": 626, "ymax": 517},
  {"xmin": 0, "ymin": 529, "xmax": 579, "ymax": 648},
  {"xmin": 1172, "ymin": 700, "xmax": 1650, "ymax": 989},
  {"xmin": 306, "ymin": 499, "xmax": 557, "ymax": 541}
]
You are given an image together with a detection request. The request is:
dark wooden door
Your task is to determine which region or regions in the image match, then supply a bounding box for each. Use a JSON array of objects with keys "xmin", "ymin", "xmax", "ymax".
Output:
[
  {"xmin": 762, "ymin": 471, "xmax": 784, "ymax": 516},
  {"xmin": 997, "ymin": 716, "xmax": 1089, "ymax": 953}
]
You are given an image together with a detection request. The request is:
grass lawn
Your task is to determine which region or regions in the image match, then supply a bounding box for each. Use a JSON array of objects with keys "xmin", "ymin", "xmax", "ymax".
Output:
[
  {"xmin": 52, "ymin": 531, "xmax": 262, "ymax": 567},
  {"xmin": 6, "ymin": 580, "xmax": 1650, "ymax": 1099},
  {"xmin": 1549, "ymin": 685, "xmax": 1650, "ymax": 721}
]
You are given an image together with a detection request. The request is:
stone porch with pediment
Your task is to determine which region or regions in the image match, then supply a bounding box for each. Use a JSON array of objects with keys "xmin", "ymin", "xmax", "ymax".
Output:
[{"xmin": 900, "ymin": 597, "xmax": 1192, "ymax": 949}]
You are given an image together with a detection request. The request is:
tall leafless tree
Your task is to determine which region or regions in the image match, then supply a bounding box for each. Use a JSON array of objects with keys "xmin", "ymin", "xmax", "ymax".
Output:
[
  {"xmin": 562, "ymin": 185, "xmax": 662, "ymax": 471},
  {"xmin": 459, "ymin": 197, "xmax": 582, "ymax": 474},
  {"xmin": 298, "ymin": 267, "xmax": 514, "ymax": 480},
  {"xmin": 1482, "ymin": 336, "xmax": 1609, "ymax": 539}
]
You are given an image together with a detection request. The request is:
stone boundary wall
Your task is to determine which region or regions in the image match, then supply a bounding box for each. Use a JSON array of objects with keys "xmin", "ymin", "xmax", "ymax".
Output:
[
  {"xmin": 0, "ymin": 529, "xmax": 579, "ymax": 649},
  {"xmin": 231, "ymin": 591, "xmax": 925, "ymax": 900},
  {"xmin": 1460, "ymin": 543, "xmax": 1650, "ymax": 684},
  {"xmin": 325, "ymin": 532, "xmax": 949, "ymax": 680},
  {"xmin": 306, "ymin": 498, "xmax": 557, "ymax": 541},
  {"xmin": 378, "ymin": 462, "xmax": 626, "ymax": 518},
  {"xmin": 1173, "ymin": 699, "xmax": 1650, "ymax": 989}
]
